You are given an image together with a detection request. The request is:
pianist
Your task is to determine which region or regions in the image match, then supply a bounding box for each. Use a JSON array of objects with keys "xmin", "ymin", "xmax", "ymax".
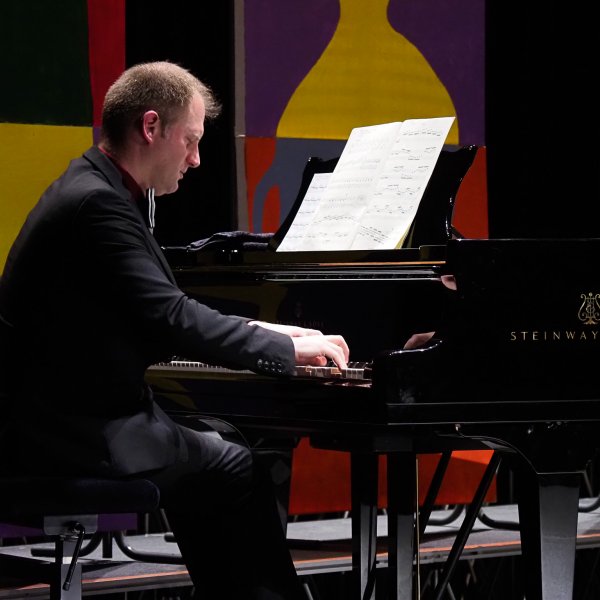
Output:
[{"xmin": 0, "ymin": 61, "xmax": 349, "ymax": 600}]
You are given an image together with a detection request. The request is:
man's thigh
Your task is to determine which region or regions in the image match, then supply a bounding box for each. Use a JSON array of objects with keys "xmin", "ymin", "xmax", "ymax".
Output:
[{"xmin": 145, "ymin": 424, "xmax": 253, "ymax": 509}]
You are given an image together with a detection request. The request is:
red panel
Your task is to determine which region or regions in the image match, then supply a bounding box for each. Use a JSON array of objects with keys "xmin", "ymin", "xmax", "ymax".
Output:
[
  {"xmin": 87, "ymin": 0, "xmax": 126, "ymax": 127},
  {"xmin": 453, "ymin": 147, "xmax": 489, "ymax": 239},
  {"xmin": 289, "ymin": 439, "xmax": 351, "ymax": 515},
  {"xmin": 245, "ymin": 137, "xmax": 277, "ymax": 231},
  {"xmin": 261, "ymin": 186, "xmax": 281, "ymax": 234},
  {"xmin": 289, "ymin": 438, "xmax": 496, "ymax": 516}
]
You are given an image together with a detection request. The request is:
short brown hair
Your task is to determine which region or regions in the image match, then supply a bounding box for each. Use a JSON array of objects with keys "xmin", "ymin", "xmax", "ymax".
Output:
[{"xmin": 100, "ymin": 61, "xmax": 220, "ymax": 151}]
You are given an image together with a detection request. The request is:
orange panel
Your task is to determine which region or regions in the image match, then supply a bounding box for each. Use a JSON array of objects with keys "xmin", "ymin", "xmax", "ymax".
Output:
[
  {"xmin": 261, "ymin": 185, "xmax": 281, "ymax": 234},
  {"xmin": 245, "ymin": 137, "xmax": 277, "ymax": 232},
  {"xmin": 289, "ymin": 437, "xmax": 496, "ymax": 516},
  {"xmin": 453, "ymin": 147, "xmax": 489, "ymax": 239}
]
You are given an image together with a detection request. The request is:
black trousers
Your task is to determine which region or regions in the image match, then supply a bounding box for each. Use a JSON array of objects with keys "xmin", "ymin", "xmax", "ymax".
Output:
[{"xmin": 145, "ymin": 425, "xmax": 305, "ymax": 600}]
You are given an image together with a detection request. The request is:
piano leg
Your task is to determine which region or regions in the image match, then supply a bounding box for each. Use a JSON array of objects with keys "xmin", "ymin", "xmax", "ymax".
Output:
[
  {"xmin": 386, "ymin": 452, "xmax": 417, "ymax": 600},
  {"xmin": 515, "ymin": 468, "xmax": 581, "ymax": 600},
  {"xmin": 351, "ymin": 452, "xmax": 379, "ymax": 600}
]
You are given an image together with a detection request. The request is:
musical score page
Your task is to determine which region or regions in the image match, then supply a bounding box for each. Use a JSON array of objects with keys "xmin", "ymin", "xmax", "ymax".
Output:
[
  {"xmin": 277, "ymin": 116, "xmax": 454, "ymax": 251},
  {"xmin": 276, "ymin": 173, "xmax": 332, "ymax": 252}
]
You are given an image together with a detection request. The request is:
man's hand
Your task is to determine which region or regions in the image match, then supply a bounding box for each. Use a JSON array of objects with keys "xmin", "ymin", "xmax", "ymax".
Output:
[
  {"xmin": 249, "ymin": 321, "xmax": 349, "ymax": 369},
  {"xmin": 248, "ymin": 321, "xmax": 323, "ymax": 337},
  {"xmin": 291, "ymin": 334, "xmax": 349, "ymax": 369}
]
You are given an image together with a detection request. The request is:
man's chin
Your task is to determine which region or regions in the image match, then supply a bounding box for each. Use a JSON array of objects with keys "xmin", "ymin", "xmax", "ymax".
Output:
[{"xmin": 155, "ymin": 184, "xmax": 179, "ymax": 197}]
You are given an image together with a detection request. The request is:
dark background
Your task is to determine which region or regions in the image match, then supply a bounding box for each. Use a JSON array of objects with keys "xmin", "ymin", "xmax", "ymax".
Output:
[
  {"xmin": 125, "ymin": 1, "xmax": 237, "ymax": 248},
  {"xmin": 486, "ymin": 3, "xmax": 600, "ymax": 239}
]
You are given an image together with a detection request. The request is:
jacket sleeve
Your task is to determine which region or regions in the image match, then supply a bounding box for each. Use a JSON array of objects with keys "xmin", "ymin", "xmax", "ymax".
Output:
[{"xmin": 73, "ymin": 188, "xmax": 296, "ymax": 375}]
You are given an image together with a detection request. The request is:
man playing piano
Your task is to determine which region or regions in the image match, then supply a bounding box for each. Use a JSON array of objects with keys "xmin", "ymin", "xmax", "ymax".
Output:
[{"xmin": 0, "ymin": 61, "xmax": 349, "ymax": 600}]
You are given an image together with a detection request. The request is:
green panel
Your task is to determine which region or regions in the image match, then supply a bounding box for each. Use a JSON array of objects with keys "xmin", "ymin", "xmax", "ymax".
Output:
[{"xmin": 0, "ymin": 0, "xmax": 92, "ymax": 125}]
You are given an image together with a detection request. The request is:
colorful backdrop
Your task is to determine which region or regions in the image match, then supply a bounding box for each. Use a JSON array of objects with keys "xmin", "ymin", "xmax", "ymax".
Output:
[
  {"xmin": 0, "ymin": 0, "xmax": 125, "ymax": 271},
  {"xmin": 242, "ymin": 0, "xmax": 487, "ymax": 237},
  {"xmin": 1, "ymin": 0, "xmax": 487, "ymax": 270}
]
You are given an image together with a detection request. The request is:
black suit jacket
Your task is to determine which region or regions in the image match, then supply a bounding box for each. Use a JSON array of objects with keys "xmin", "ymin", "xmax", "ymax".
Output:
[{"xmin": 0, "ymin": 147, "xmax": 295, "ymax": 476}]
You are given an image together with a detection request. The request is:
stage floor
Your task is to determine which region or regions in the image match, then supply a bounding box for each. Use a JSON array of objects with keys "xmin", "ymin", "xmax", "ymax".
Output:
[{"xmin": 1, "ymin": 503, "xmax": 600, "ymax": 598}]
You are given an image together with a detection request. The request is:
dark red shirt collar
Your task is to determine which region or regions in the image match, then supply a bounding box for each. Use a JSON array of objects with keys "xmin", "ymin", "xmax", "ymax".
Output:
[{"xmin": 98, "ymin": 145, "xmax": 144, "ymax": 203}]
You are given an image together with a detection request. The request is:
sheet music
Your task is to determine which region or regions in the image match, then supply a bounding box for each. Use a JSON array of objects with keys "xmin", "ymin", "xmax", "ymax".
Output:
[
  {"xmin": 276, "ymin": 173, "xmax": 332, "ymax": 252},
  {"xmin": 352, "ymin": 116, "xmax": 454, "ymax": 249},
  {"xmin": 298, "ymin": 122, "xmax": 402, "ymax": 250},
  {"xmin": 280, "ymin": 117, "xmax": 454, "ymax": 251}
]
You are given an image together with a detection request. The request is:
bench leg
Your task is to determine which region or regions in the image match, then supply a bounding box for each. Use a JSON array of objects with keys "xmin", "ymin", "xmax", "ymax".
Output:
[{"xmin": 51, "ymin": 538, "xmax": 82, "ymax": 600}]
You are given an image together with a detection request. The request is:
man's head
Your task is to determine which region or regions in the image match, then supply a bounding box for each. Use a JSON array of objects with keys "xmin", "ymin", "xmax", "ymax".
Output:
[
  {"xmin": 100, "ymin": 61, "xmax": 220, "ymax": 153},
  {"xmin": 100, "ymin": 61, "xmax": 220, "ymax": 195}
]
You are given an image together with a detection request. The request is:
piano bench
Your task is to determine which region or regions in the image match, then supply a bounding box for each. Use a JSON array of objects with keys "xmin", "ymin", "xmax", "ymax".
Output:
[{"xmin": 0, "ymin": 476, "xmax": 160, "ymax": 600}]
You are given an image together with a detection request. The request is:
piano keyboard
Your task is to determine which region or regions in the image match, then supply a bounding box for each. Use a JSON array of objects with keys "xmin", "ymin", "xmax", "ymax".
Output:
[
  {"xmin": 151, "ymin": 360, "xmax": 371, "ymax": 380},
  {"xmin": 295, "ymin": 362, "xmax": 371, "ymax": 380}
]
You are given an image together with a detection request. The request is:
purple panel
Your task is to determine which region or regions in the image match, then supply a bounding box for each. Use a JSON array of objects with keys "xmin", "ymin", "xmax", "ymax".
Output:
[
  {"xmin": 98, "ymin": 513, "xmax": 138, "ymax": 531},
  {"xmin": 387, "ymin": 0, "xmax": 485, "ymax": 145},
  {"xmin": 245, "ymin": 0, "xmax": 339, "ymax": 137},
  {"xmin": 245, "ymin": 0, "xmax": 484, "ymax": 145},
  {"xmin": 0, "ymin": 522, "xmax": 42, "ymax": 537},
  {"xmin": 0, "ymin": 513, "xmax": 138, "ymax": 539}
]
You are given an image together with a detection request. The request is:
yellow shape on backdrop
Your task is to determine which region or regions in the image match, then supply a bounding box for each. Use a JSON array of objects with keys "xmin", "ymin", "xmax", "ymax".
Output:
[
  {"xmin": 277, "ymin": 0, "xmax": 458, "ymax": 143},
  {"xmin": 0, "ymin": 123, "xmax": 92, "ymax": 272}
]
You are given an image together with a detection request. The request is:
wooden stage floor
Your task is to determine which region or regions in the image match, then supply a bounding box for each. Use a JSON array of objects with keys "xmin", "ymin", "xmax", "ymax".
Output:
[{"xmin": 1, "ymin": 504, "xmax": 600, "ymax": 598}]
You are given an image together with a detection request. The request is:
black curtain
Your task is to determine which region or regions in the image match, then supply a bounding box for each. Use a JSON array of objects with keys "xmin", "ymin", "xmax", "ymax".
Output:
[
  {"xmin": 125, "ymin": 0, "xmax": 236, "ymax": 247},
  {"xmin": 486, "ymin": 4, "xmax": 600, "ymax": 239}
]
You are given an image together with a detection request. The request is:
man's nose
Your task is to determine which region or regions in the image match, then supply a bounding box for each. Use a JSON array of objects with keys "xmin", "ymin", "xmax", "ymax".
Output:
[{"xmin": 188, "ymin": 146, "xmax": 200, "ymax": 168}]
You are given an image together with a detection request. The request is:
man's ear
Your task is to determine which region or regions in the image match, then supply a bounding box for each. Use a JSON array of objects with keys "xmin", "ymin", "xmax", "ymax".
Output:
[{"xmin": 141, "ymin": 110, "xmax": 160, "ymax": 144}]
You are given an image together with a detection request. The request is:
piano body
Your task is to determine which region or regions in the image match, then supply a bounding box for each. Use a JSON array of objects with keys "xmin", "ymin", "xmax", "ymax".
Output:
[{"xmin": 146, "ymin": 148, "xmax": 600, "ymax": 600}]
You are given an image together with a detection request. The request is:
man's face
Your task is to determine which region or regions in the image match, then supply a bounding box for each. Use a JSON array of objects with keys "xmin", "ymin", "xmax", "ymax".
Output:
[{"xmin": 151, "ymin": 92, "xmax": 205, "ymax": 196}]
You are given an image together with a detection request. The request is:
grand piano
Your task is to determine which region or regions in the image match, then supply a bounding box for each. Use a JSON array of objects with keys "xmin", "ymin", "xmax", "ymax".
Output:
[{"xmin": 146, "ymin": 147, "xmax": 600, "ymax": 600}]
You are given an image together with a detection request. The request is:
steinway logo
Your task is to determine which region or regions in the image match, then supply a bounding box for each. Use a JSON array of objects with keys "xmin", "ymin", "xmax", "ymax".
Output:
[
  {"xmin": 509, "ymin": 292, "xmax": 600, "ymax": 342},
  {"xmin": 578, "ymin": 292, "xmax": 600, "ymax": 325}
]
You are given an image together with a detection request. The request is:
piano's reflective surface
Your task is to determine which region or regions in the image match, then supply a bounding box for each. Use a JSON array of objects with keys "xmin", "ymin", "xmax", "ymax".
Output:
[{"xmin": 146, "ymin": 148, "xmax": 600, "ymax": 600}]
